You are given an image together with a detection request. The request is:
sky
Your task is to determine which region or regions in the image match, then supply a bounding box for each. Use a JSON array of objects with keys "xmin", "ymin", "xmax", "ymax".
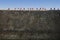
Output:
[{"xmin": 0, "ymin": 0, "xmax": 60, "ymax": 9}]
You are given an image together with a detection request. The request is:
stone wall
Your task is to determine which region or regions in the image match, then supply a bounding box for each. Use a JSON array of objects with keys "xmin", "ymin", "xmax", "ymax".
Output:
[{"xmin": 0, "ymin": 10, "xmax": 60, "ymax": 40}]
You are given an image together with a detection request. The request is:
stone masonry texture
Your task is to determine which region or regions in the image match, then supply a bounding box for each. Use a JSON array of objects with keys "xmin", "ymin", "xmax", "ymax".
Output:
[{"xmin": 0, "ymin": 10, "xmax": 60, "ymax": 40}]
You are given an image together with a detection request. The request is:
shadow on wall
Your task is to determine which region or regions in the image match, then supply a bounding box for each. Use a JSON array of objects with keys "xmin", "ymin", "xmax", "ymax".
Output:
[{"xmin": 54, "ymin": 11, "xmax": 60, "ymax": 40}]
